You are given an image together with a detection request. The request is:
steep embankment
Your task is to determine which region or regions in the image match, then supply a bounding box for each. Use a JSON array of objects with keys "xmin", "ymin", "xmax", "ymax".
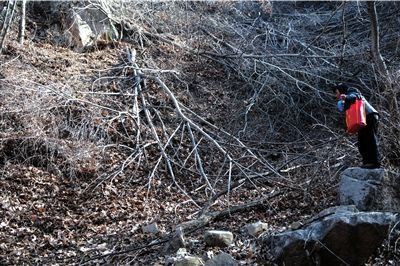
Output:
[{"xmin": 1, "ymin": 1, "xmax": 399, "ymax": 264}]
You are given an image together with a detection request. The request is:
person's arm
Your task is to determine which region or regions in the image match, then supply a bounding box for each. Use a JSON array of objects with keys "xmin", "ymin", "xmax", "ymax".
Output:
[{"xmin": 337, "ymin": 100, "xmax": 345, "ymax": 112}]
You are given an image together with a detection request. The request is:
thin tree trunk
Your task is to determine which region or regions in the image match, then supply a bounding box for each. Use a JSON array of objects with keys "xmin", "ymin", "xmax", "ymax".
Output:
[
  {"xmin": 0, "ymin": 0, "xmax": 17, "ymax": 53},
  {"xmin": 0, "ymin": 1, "xmax": 12, "ymax": 40},
  {"xmin": 366, "ymin": 1, "xmax": 388, "ymax": 77},
  {"xmin": 367, "ymin": 1, "xmax": 399, "ymax": 163},
  {"xmin": 18, "ymin": 0, "xmax": 26, "ymax": 44},
  {"xmin": 366, "ymin": 2, "xmax": 398, "ymax": 109}
]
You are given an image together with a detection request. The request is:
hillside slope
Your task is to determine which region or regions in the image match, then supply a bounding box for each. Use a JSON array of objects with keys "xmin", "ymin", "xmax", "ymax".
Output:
[{"xmin": 0, "ymin": 1, "xmax": 399, "ymax": 264}]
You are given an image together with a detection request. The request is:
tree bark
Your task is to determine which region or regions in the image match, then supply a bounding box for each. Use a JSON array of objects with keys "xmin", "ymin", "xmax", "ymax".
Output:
[{"xmin": 18, "ymin": 0, "xmax": 26, "ymax": 44}]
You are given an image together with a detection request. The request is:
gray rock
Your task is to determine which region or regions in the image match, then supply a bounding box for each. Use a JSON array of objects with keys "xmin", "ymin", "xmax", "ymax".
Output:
[
  {"xmin": 142, "ymin": 223, "xmax": 159, "ymax": 234},
  {"xmin": 176, "ymin": 248, "xmax": 188, "ymax": 257},
  {"xmin": 244, "ymin": 221, "xmax": 268, "ymax": 237},
  {"xmin": 339, "ymin": 167, "xmax": 400, "ymax": 211},
  {"xmin": 188, "ymin": 239, "xmax": 201, "ymax": 248},
  {"xmin": 174, "ymin": 256, "xmax": 204, "ymax": 266},
  {"xmin": 39, "ymin": 0, "xmax": 122, "ymax": 49},
  {"xmin": 165, "ymin": 248, "xmax": 198, "ymax": 266},
  {"xmin": 69, "ymin": 12, "xmax": 94, "ymax": 48},
  {"xmin": 204, "ymin": 230, "xmax": 234, "ymax": 247},
  {"xmin": 266, "ymin": 206, "xmax": 398, "ymax": 266},
  {"xmin": 205, "ymin": 252, "xmax": 238, "ymax": 266}
]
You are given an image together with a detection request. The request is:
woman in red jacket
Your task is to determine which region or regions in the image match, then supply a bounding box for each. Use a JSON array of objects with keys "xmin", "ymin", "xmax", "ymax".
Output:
[{"xmin": 332, "ymin": 83, "xmax": 381, "ymax": 169}]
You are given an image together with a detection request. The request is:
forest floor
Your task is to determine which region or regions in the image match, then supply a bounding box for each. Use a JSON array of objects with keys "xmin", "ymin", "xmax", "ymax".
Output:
[
  {"xmin": 0, "ymin": 3, "xmax": 398, "ymax": 265},
  {"xmin": 0, "ymin": 32, "xmax": 339, "ymax": 266}
]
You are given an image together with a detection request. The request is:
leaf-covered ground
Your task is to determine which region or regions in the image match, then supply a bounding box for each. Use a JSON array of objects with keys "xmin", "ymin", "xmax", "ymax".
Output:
[
  {"xmin": 1, "ymin": 2, "xmax": 399, "ymax": 265},
  {"xmin": 0, "ymin": 27, "xmax": 334, "ymax": 265}
]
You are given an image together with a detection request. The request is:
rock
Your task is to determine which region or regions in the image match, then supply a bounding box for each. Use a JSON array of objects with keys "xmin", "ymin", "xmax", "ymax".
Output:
[
  {"xmin": 69, "ymin": 12, "xmax": 94, "ymax": 48},
  {"xmin": 266, "ymin": 206, "xmax": 398, "ymax": 266},
  {"xmin": 174, "ymin": 256, "xmax": 204, "ymax": 266},
  {"xmin": 176, "ymin": 248, "xmax": 188, "ymax": 257},
  {"xmin": 244, "ymin": 221, "xmax": 269, "ymax": 237},
  {"xmin": 205, "ymin": 252, "xmax": 238, "ymax": 266},
  {"xmin": 168, "ymin": 247, "xmax": 204, "ymax": 266},
  {"xmin": 142, "ymin": 223, "xmax": 158, "ymax": 234},
  {"xmin": 188, "ymin": 239, "xmax": 201, "ymax": 248},
  {"xmin": 33, "ymin": 0, "xmax": 122, "ymax": 49},
  {"xmin": 339, "ymin": 167, "xmax": 400, "ymax": 211},
  {"xmin": 164, "ymin": 226, "xmax": 185, "ymax": 254},
  {"xmin": 306, "ymin": 205, "xmax": 359, "ymax": 220},
  {"xmin": 164, "ymin": 248, "xmax": 189, "ymax": 266},
  {"xmin": 67, "ymin": 0, "xmax": 121, "ymax": 49},
  {"xmin": 288, "ymin": 221, "xmax": 302, "ymax": 230},
  {"xmin": 204, "ymin": 230, "xmax": 234, "ymax": 247}
]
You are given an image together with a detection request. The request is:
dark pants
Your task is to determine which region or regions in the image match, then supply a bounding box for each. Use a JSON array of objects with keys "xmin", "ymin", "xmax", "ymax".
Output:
[{"xmin": 357, "ymin": 113, "xmax": 380, "ymax": 166}]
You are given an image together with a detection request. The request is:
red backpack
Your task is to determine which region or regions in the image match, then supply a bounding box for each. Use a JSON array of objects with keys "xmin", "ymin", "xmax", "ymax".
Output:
[{"xmin": 346, "ymin": 96, "xmax": 367, "ymax": 134}]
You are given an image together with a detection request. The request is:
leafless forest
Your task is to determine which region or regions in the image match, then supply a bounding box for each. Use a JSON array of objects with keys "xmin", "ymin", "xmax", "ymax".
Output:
[{"xmin": 0, "ymin": 1, "xmax": 399, "ymax": 264}]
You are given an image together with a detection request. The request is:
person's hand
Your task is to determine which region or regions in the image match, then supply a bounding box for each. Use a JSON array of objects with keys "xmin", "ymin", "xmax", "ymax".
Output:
[{"xmin": 340, "ymin": 94, "xmax": 346, "ymax": 100}]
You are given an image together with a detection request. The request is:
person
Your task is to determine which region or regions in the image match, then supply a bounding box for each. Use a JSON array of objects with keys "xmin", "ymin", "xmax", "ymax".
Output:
[{"xmin": 332, "ymin": 83, "xmax": 381, "ymax": 169}]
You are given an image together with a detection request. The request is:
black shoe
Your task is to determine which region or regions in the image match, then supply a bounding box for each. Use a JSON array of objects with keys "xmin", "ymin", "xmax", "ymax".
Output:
[{"xmin": 361, "ymin": 163, "xmax": 381, "ymax": 169}]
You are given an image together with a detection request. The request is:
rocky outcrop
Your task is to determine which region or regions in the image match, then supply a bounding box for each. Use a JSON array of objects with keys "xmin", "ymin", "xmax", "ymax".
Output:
[
  {"xmin": 339, "ymin": 167, "xmax": 400, "ymax": 211},
  {"xmin": 266, "ymin": 206, "xmax": 398, "ymax": 266},
  {"xmin": 163, "ymin": 169, "xmax": 400, "ymax": 265}
]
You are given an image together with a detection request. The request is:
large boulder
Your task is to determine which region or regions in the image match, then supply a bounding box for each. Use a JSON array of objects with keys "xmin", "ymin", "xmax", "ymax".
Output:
[
  {"xmin": 339, "ymin": 167, "xmax": 400, "ymax": 211},
  {"xmin": 67, "ymin": 0, "xmax": 121, "ymax": 49},
  {"xmin": 265, "ymin": 206, "xmax": 398, "ymax": 266},
  {"xmin": 29, "ymin": 0, "xmax": 122, "ymax": 49}
]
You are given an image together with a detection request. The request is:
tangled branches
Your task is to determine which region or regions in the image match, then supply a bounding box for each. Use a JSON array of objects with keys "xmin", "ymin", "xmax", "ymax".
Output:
[
  {"xmin": 79, "ymin": 47, "xmax": 292, "ymax": 214},
  {"xmin": 172, "ymin": 1, "xmax": 400, "ymax": 166}
]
